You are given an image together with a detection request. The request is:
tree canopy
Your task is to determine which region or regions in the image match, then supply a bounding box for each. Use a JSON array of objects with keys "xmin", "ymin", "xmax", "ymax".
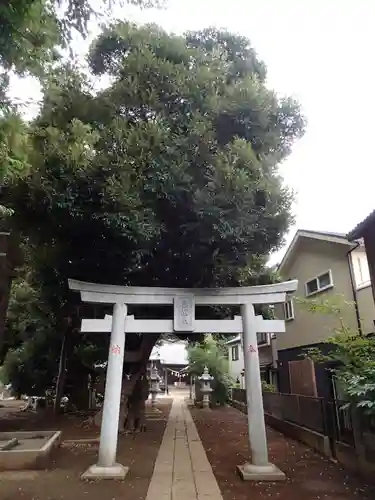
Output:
[
  {"xmin": 0, "ymin": 0, "xmax": 159, "ymax": 214},
  {"xmin": 0, "ymin": 0, "xmax": 159, "ymax": 78},
  {"xmin": 2, "ymin": 23, "xmax": 305, "ymax": 397}
]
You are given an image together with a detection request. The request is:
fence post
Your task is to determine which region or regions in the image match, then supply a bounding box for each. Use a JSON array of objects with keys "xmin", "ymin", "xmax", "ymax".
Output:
[
  {"xmin": 326, "ymin": 400, "xmax": 338, "ymax": 458},
  {"xmin": 280, "ymin": 393, "xmax": 286, "ymax": 420},
  {"xmin": 351, "ymin": 407, "xmax": 366, "ymax": 461},
  {"xmin": 228, "ymin": 387, "xmax": 233, "ymax": 403},
  {"xmin": 296, "ymin": 394, "xmax": 301, "ymax": 425},
  {"xmin": 321, "ymin": 399, "xmax": 328, "ymax": 435}
]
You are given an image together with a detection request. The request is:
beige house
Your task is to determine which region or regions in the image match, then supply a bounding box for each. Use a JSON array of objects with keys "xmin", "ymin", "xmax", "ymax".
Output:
[
  {"xmin": 276, "ymin": 229, "xmax": 375, "ymax": 398},
  {"xmin": 227, "ymin": 333, "xmax": 278, "ymax": 389}
]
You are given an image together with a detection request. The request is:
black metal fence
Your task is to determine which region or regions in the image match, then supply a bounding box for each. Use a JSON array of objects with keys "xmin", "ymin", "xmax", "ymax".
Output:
[
  {"xmin": 362, "ymin": 414, "xmax": 375, "ymax": 462},
  {"xmin": 231, "ymin": 388, "xmax": 246, "ymax": 405},
  {"xmin": 230, "ymin": 389, "xmax": 375, "ymax": 471},
  {"xmin": 230, "ymin": 388, "xmax": 354, "ymax": 443},
  {"xmin": 329, "ymin": 399, "xmax": 354, "ymax": 446},
  {"xmin": 262, "ymin": 392, "xmax": 327, "ymax": 434}
]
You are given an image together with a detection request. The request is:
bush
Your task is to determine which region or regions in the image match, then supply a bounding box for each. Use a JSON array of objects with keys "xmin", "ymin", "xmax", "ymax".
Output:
[
  {"xmin": 300, "ymin": 295, "xmax": 375, "ymax": 415},
  {"xmin": 261, "ymin": 380, "xmax": 276, "ymax": 392},
  {"xmin": 188, "ymin": 336, "xmax": 232, "ymax": 405}
]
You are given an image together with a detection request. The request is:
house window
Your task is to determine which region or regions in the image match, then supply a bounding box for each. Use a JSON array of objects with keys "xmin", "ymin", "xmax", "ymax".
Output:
[
  {"xmin": 358, "ymin": 256, "xmax": 364, "ymax": 282},
  {"xmin": 257, "ymin": 332, "xmax": 268, "ymax": 345},
  {"xmin": 352, "ymin": 253, "xmax": 371, "ymax": 289},
  {"xmin": 231, "ymin": 345, "xmax": 239, "ymax": 361},
  {"xmin": 284, "ymin": 299, "xmax": 294, "ymax": 321},
  {"xmin": 305, "ymin": 270, "xmax": 333, "ymax": 296},
  {"xmin": 260, "ymin": 369, "xmax": 270, "ymax": 384}
]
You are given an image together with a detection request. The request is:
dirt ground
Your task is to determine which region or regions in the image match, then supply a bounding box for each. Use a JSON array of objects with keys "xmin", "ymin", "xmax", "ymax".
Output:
[
  {"xmin": 191, "ymin": 405, "xmax": 375, "ymax": 500},
  {"xmin": 0, "ymin": 400, "xmax": 25, "ymax": 419},
  {"xmin": 0, "ymin": 398, "xmax": 172, "ymax": 500}
]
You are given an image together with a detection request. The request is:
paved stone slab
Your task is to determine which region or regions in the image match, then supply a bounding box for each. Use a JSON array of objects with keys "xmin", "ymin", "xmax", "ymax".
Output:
[{"xmin": 145, "ymin": 394, "xmax": 224, "ymax": 500}]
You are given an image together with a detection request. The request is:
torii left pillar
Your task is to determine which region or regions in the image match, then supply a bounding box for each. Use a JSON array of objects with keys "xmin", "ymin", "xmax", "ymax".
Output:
[{"xmin": 81, "ymin": 303, "xmax": 128, "ymax": 480}]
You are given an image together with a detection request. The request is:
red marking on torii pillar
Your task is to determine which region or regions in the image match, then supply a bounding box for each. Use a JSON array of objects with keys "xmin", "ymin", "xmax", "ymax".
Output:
[{"xmin": 111, "ymin": 344, "xmax": 121, "ymax": 355}]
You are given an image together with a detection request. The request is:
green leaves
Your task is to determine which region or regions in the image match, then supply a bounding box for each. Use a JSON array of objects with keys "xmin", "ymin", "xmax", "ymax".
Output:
[
  {"xmin": 302, "ymin": 295, "xmax": 375, "ymax": 415},
  {"xmin": 187, "ymin": 337, "xmax": 232, "ymax": 404},
  {"xmin": 0, "ymin": 0, "xmax": 60, "ymax": 76},
  {"xmin": 261, "ymin": 380, "xmax": 276, "ymax": 393},
  {"xmin": 0, "ymin": 113, "xmax": 31, "ymax": 183},
  {"xmin": 0, "ymin": 1, "xmax": 161, "ymax": 78},
  {"xmin": 0, "ymin": 1, "xmax": 161, "ymax": 211},
  {"xmin": 1, "ymin": 261, "xmax": 61, "ymax": 395},
  {"xmin": 0, "ymin": 112, "xmax": 32, "ymax": 217}
]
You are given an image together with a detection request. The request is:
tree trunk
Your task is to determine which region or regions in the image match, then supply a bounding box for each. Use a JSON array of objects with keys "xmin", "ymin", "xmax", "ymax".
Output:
[
  {"xmin": 124, "ymin": 368, "xmax": 149, "ymax": 433},
  {"xmin": 0, "ymin": 231, "xmax": 22, "ymax": 353},
  {"xmin": 53, "ymin": 329, "xmax": 69, "ymax": 414},
  {"xmin": 92, "ymin": 333, "xmax": 158, "ymax": 429}
]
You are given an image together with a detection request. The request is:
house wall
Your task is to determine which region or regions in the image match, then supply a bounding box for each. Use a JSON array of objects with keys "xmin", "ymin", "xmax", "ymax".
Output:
[
  {"xmin": 350, "ymin": 245, "xmax": 375, "ymax": 335},
  {"xmin": 351, "ymin": 246, "xmax": 371, "ymax": 289},
  {"xmin": 356, "ymin": 285, "xmax": 375, "ymax": 335},
  {"xmin": 275, "ymin": 237, "xmax": 375, "ymax": 398},
  {"xmin": 363, "ymin": 229, "xmax": 375, "ymax": 302},
  {"xmin": 228, "ymin": 341, "xmax": 273, "ymax": 388},
  {"xmin": 228, "ymin": 341, "xmax": 244, "ymax": 383},
  {"xmin": 277, "ymin": 238, "xmax": 359, "ymax": 351},
  {"xmin": 259, "ymin": 347, "xmax": 273, "ymax": 372}
]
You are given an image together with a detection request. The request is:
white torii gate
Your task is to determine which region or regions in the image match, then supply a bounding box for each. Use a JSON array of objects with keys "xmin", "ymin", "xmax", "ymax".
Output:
[{"xmin": 69, "ymin": 279, "xmax": 298, "ymax": 482}]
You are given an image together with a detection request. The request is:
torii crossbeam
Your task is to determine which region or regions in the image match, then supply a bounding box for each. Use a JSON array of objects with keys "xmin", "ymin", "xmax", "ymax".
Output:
[{"xmin": 81, "ymin": 314, "xmax": 286, "ymax": 334}]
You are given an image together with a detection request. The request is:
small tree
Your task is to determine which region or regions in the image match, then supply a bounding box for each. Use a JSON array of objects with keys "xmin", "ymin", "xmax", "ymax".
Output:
[
  {"xmin": 261, "ymin": 380, "xmax": 276, "ymax": 392},
  {"xmin": 300, "ymin": 295, "xmax": 375, "ymax": 414},
  {"xmin": 187, "ymin": 336, "xmax": 232, "ymax": 405}
]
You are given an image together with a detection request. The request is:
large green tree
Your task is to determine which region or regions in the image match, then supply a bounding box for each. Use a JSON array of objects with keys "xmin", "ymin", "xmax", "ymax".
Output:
[{"xmin": 4, "ymin": 23, "xmax": 304, "ymax": 415}]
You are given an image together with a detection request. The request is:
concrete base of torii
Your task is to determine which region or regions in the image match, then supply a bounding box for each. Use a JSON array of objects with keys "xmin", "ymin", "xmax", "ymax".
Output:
[
  {"xmin": 81, "ymin": 463, "xmax": 129, "ymax": 480},
  {"xmin": 237, "ymin": 463, "xmax": 286, "ymax": 482}
]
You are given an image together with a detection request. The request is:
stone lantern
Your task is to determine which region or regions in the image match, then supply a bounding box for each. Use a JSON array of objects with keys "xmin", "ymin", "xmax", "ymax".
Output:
[
  {"xmin": 198, "ymin": 366, "xmax": 213, "ymax": 408},
  {"xmin": 149, "ymin": 365, "xmax": 160, "ymax": 408}
]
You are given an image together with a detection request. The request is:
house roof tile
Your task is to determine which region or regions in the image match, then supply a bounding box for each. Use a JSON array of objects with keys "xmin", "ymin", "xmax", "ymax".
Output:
[
  {"xmin": 347, "ymin": 209, "xmax": 375, "ymax": 240},
  {"xmin": 278, "ymin": 229, "xmax": 354, "ymax": 273}
]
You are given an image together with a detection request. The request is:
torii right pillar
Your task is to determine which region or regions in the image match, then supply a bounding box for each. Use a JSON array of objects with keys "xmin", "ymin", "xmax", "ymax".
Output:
[{"xmin": 237, "ymin": 303, "xmax": 285, "ymax": 481}]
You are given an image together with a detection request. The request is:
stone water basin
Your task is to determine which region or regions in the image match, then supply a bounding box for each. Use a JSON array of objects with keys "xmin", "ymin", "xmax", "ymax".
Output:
[{"xmin": 0, "ymin": 430, "xmax": 61, "ymax": 470}]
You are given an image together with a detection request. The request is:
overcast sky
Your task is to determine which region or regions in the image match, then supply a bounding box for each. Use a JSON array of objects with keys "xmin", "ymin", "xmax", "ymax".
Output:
[
  {"xmin": 151, "ymin": 341, "xmax": 188, "ymax": 364},
  {"xmin": 10, "ymin": 0, "xmax": 375, "ymax": 263}
]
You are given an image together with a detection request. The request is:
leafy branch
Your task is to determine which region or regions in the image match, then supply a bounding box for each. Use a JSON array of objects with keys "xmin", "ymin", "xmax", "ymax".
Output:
[{"xmin": 299, "ymin": 295, "xmax": 375, "ymax": 414}]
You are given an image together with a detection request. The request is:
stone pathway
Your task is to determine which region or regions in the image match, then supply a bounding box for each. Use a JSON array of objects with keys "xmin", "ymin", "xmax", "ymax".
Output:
[{"xmin": 146, "ymin": 395, "xmax": 223, "ymax": 500}]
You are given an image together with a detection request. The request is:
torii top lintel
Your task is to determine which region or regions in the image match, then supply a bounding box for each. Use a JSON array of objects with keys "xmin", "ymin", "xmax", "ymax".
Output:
[{"xmin": 68, "ymin": 279, "xmax": 298, "ymax": 306}]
